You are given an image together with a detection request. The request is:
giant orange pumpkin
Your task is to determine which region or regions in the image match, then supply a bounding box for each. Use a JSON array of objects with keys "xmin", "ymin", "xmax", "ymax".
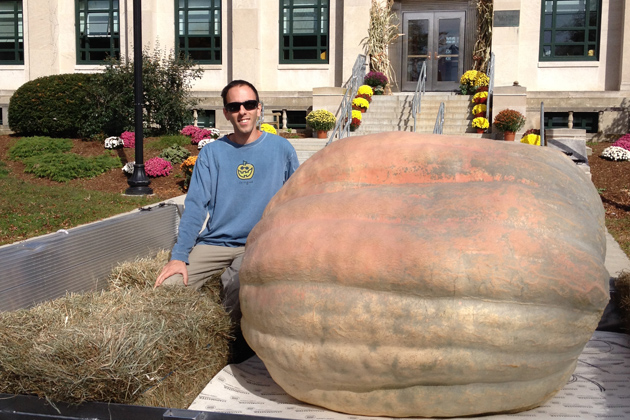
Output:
[{"xmin": 239, "ymin": 133, "xmax": 609, "ymax": 418}]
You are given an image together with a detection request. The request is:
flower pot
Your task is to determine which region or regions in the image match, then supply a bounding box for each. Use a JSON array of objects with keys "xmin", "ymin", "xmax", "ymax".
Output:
[
  {"xmin": 475, "ymin": 113, "xmax": 485, "ymax": 118},
  {"xmin": 317, "ymin": 130, "xmax": 328, "ymax": 139},
  {"xmin": 360, "ymin": 108, "xmax": 366, "ymax": 113},
  {"xmin": 476, "ymin": 128, "xmax": 485, "ymax": 134},
  {"xmin": 503, "ymin": 131, "xmax": 516, "ymax": 141}
]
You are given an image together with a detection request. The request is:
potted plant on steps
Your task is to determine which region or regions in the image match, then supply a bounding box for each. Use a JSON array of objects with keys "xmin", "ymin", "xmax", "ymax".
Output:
[
  {"xmin": 493, "ymin": 109, "xmax": 526, "ymax": 141},
  {"xmin": 472, "ymin": 117, "xmax": 489, "ymax": 134},
  {"xmin": 306, "ymin": 109, "xmax": 336, "ymax": 139}
]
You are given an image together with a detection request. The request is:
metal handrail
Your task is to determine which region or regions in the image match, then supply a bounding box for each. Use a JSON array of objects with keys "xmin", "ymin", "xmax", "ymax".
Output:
[
  {"xmin": 433, "ymin": 102, "xmax": 445, "ymax": 134},
  {"xmin": 258, "ymin": 102, "xmax": 266, "ymax": 127},
  {"xmin": 412, "ymin": 61, "xmax": 427, "ymax": 132},
  {"xmin": 540, "ymin": 102, "xmax": 546, "ymax": 146},
  {"xmin": 485, "ymin": 52, "xmax": 495, "ymax": 123},
  {"xmin": 327, "ymin": 54, "xmax": 367, "ymax": 145}
]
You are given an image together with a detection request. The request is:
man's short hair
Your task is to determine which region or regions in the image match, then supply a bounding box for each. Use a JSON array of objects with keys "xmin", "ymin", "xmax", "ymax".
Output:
[{"xmin": 221, "ymin": 80, "xmax": 260, "ymax": 107}]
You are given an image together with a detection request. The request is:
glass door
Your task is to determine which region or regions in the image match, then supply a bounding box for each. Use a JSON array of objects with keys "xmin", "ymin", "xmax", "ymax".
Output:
[{"xmin": 402, "ymin": 11, "xmax": 465, "ymax": 91}]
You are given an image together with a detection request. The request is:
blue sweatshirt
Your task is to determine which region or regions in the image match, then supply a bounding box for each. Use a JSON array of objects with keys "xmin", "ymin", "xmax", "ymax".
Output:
[{"xmin": 171, "ymin": 132, "xmax": 300, "ymax": 264}]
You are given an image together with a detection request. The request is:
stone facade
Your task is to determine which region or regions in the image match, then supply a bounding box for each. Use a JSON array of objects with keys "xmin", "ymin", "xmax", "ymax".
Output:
[{"xmin": 0, "ymin": 0, "xmax": 629, "ymax": 138}]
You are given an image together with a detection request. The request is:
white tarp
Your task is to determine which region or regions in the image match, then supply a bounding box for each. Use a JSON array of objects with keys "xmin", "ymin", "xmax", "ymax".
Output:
[{"xmin": 189, "ymin": 331, "xmax": 630, "ymax": 419}]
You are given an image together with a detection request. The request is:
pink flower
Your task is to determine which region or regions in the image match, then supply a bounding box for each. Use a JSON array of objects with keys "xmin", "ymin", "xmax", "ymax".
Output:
[
  {"xmin": 180, "ymin": 125, "xmax": 221, "ymax": 144},
  {"xmin": 612, "ymin": 134, "xmax": 630, "ymax": 151},
  {"xmin": 145, "ymin": 157, "xmax": 173, "ymax": 177},
  {"xmin": 180, "ymin": 125, "xmax": 198, "ymax": 137},
  {"xmin": 120, "ymin": 131, "xmax": 135, "ymax": 148}
]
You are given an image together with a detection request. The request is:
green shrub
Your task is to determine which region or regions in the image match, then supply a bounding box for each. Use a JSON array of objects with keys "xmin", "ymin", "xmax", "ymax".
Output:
[
  {"xmin": 147, "ymin": 135, "xmax": 191, "ymax": 150},
  {"xmin": 8, "ymin": 74, "xmax": 102, "ymax": 138},
  {"xmin": 96, "ymin": 47, "xmax": 203, "ymax": 136},
  {"xmin": 159, "ymin": 145, "xmax": 191, "ymax": 164},
  {"xmin": 8, "ymin": 45, "xmax": 202, "ymax": 139},
  {"xmin": 22, "ymin": 152, "xmax": 121, "ymax": 182},
  {"xmin": 8, "ymin": 137, "xmax": 73, "ymax": 160}
]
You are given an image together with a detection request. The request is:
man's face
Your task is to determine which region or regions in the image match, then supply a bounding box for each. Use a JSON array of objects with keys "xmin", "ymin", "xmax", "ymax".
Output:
[{"xmin": 223, "ymin": 85, "xmax": 261, "ymax": 138}]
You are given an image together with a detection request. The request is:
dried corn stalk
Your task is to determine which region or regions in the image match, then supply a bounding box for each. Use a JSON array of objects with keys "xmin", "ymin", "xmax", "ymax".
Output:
[
  {"xmin": 473, "ymin": 0, "xmax": 493, "ymax": 73},
  {"xmin": 361, "ymin": 0, "xmax": 402, "ymax": 88}
]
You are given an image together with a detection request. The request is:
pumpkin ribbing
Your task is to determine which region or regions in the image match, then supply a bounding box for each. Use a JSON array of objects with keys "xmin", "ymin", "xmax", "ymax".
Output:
[{"xmin": 240, "ymin": 133, "xmax": 609, "ymax": 418}]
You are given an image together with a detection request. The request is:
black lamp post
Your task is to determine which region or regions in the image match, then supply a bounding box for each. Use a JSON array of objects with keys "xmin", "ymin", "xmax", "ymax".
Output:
[{"xmin": 125, "ymin": 0, "xmax": 153, "ymax": 195}]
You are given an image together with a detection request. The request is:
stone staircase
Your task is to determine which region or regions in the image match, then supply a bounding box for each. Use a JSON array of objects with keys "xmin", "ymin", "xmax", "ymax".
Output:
[
  {"xmin": 289, "ymin": 93, "xmax": 481, "ymax": 164},
  {"xmin": 350, "ymin": 93, "xmax": 481, "ymax": 137},
  {"xmin": 287, "ymin": 137, "xmax": 328, "ymax": 164}
]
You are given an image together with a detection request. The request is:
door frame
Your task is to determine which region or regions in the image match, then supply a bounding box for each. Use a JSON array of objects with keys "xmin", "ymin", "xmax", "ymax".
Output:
[{"xmin": 401, "ymin": 10, "xmax": 466, "ymax": 92}]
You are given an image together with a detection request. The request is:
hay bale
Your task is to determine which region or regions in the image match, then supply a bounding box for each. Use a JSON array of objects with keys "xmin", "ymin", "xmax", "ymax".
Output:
[
  {"xmin": 615, "ymin": 271, "xmax": 630, "ymax": 333},
  {"xmin": 0, "ymin": 252, "xmax": 232, "ymax": 408}
]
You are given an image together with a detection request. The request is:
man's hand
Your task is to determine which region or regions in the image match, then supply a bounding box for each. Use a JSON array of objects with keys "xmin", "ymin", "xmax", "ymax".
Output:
[{"xmin": 154, "ymin": 259, "xmax": 188, "ymax": 288}]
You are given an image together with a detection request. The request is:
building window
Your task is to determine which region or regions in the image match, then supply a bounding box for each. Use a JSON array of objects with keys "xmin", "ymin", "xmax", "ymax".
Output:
[
  {"xmin": 0, "ymin": 1, "xmax": 23, "ymax": 64},
  {"xmin": 177, "ymin": 0, "xmax": 221, "ymax": 64},
  {"xmin": 76, "ymin": 0, "xmax": 120, "ymax": 64},
  {"xmin": 196, "ymin": 109, "xmax": 216, "ymax": 128},
  {"xmin": 544, "ymin": 111, "xmax": 598, "ymax": 133},
  {"xmin": 280, "ymin": 0, "xmax": 329, "ymax": 64},
  {"xmin": 274, "ymin": 110, "xmax": 307, "ymax": 129},
  {"xmin": 540, "ymin": 0, "xmax": 601, "ymax": 61}
]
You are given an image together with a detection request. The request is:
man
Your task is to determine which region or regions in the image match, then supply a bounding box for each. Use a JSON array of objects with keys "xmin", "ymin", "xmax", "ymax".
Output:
[{"xmin": 154, "ymin": 80, "xmax": 299, "ymax": 327}]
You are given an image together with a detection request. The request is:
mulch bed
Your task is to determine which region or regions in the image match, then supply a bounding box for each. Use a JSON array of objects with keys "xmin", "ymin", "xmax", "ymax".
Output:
[{"xmin": 0, "ymin": 131, "xmax": 311, "ymax": 200}]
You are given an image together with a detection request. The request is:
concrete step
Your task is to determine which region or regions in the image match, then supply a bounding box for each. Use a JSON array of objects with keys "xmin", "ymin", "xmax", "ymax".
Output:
[
  {"xmin": 287, "ymin": 139, "xmax": 328, "ymax": 151},
  {"xmin": 289, "ymin": 137, "xmax": 328, "ymax": 164}
]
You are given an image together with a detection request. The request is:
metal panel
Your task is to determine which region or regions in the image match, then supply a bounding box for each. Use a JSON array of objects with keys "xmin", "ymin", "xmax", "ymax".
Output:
[
  {"xmin": 0, "ymin": 204, "xmax": 179, "ymax": 312},
  {"xmin": 0, "ymin": 392, "xmax": 281, "ymax": 420}
]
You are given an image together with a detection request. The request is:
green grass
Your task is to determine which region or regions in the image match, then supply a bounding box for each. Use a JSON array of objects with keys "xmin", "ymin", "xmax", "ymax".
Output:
[
  {"xmin": 607, "ymin": 218, "xmax": 630, "ymax": 258},
  {"xmin": 0, "ymin": 175, "xmax": 162, "ymax": 246},
  {"xmin": 146, "ymin": 135, "xmax": 191, "ymax": 150},
  {"xmin": 0, "ymin": 160, "xmax": 8, "ymax": 179}
]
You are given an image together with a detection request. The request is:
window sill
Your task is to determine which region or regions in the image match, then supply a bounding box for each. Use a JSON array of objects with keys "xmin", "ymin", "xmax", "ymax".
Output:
[
  {"xmin": 74, "ymin": 64, "xmax": 106, "ymax": 72},
  {"xmin": 278, "ymin": 63, "xmax": 330, "ymax": 70},
  {"xmin": 0, "ymin": 64, "xmax": 24, "ymax": 69},
  {"xmin": 538, "ymin": 61, "xmax": 599, "ymax": 68},
  {"xmin": 197, "ymin": 64, "xmax": 223, "ymax": 70}
]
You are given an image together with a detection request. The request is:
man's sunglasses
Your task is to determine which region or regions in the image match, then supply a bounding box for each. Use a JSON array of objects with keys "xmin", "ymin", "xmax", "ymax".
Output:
[{"xmin": 225, "ymin": 100, "xmax": 259, "ymax": 113}]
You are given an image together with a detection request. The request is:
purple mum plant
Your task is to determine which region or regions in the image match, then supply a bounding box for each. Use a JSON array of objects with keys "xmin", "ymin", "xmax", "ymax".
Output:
[{"xmin": 364, "ymin": 71, "xmax": 388, "ymax": 88}]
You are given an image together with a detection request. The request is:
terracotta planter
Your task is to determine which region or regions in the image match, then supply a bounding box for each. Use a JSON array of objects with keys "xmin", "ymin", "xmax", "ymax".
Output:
[
  {"xmin": 476, "ymin": 128, "xmax": 485, "ymax": 134},
  {"xmin": 503, "ymin": 131, "xmax": 516, "ymax": 141},
  {"xmin": 475, "ymin": 113, "xmax": 485, "ymax": 118},
  {"xmin": 317, "ymin": 130, "xmax": 328, "ymax": 139}
]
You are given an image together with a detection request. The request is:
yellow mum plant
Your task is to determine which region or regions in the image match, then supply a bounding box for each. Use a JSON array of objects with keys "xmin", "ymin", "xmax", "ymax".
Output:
[
  {"xmin": 472, "ymin": 104, "xmax": 487, "ymax": 116},
  {"xmin": 472, "ymin": 91, "xmax": 488, "ymax": 104},
  {"xmin": 521, "ymin": 134, "xmax": 541, "ymax": 146},
  {"xmin": 460, "ymin": 70, "xmax": 490, "ymax": 95},
  {"xmin": 357, "ymin": 85, "xmax": 374, "ymax": 96},
  {"xmin": 352, "ymin": 97, "xmax": 370, "ymax": 110},
  {"xmin": 351, "ymin": 110, "xmax": 363, "ymax": 121},
  {"xmin": 306, "ymin": 109, "xmax": 336, "ymax": 131},
  {"xmin": 471, "ymin": 117, "xmax": 489, "ymax": 129},
  {"xmin": 259, "ymin": 123, "xmax": 277, "ymax": 135}
]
